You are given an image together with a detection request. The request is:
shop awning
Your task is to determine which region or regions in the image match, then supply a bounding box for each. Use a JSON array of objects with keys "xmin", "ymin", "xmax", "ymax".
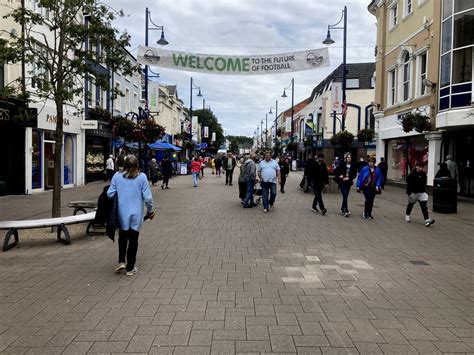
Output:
[{"xmin": 149, "ymin": 141, "xmax": 182, "ymax": 151}]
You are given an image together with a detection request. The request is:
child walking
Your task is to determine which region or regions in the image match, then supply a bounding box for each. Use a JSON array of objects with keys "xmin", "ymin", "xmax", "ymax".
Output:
[{"xmin": 405, "ymin": 161, "xmax": 435, "ymax": 227}]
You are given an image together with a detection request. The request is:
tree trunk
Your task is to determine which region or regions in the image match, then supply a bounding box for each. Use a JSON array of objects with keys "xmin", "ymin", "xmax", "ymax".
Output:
[{"xmin": 52, "ymin": 98, "xmax": 64, "ymax": 218}]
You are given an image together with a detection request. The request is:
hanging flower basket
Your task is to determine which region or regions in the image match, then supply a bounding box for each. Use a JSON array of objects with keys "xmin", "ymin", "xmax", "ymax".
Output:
[
  {"xmin": 286, "ymin": 141, "xmax": 297, "ymax": 151},
  {"xmin": 400, "ymin": 112, "xmax": 432, "ymax": 133},
  {"xmin": 87, "ymin": 107, "xmax": 112, "ymax": 122},
  {"xmin": 184, "ymin": 141, "xmax": 194, "ymax": 150},
  {"xmin": 357, "ymin": 128, "xmax": 375, "ymax": 142},
  {"xmin": 303, "ymin": 137, "xmax": 314, "ymax": 147},
  {"xmin": 330, "ymin": 131, "xmax": 354, "ymax": 148}
]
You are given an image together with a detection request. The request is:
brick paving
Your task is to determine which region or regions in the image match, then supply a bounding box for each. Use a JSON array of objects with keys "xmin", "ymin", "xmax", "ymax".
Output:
[{"xmin": 0, "ymin": 170, "xmax": 473, "ymax": 354}]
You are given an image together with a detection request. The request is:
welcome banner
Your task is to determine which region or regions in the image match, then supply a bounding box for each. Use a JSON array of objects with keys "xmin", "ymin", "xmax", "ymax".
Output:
[{"xmin": 137, "ymin": 46, "xmax": 330, "ymax": 75}]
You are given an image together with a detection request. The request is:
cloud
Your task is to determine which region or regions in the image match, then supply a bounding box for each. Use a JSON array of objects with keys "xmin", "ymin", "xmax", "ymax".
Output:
[{"xmin": 112, "ymin": 0, "xmax": 376, "ymax": 136}]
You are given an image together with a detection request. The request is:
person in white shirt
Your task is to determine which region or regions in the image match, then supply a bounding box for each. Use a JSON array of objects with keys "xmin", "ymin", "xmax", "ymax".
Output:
[
  {"xmin": 106, "ymin": 155, "xmax": 115, "ymax": 181},
  {"xmin": 257, "ymin": 151, "xmax": 281, "ymax": 213}
]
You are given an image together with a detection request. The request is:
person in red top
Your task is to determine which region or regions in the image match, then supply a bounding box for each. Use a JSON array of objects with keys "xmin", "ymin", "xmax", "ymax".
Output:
[{"xmin": 190, "ymin": 157, "xmax": 202, "ymax": 187}]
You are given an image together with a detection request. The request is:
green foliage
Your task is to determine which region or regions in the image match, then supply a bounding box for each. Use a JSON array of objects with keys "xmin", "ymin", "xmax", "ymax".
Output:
[
  {"xmin": 111, "ymin": 116, "xmax": 165, "ymax": 143},
  {"xmin": 303, "ymin": 137, "xmax": 314, "ymax": 147},
  {"xmin": 286, "ymin": 141, "xmax": 297, "ymax": 151},
  {"xmin": 330, "ymin": 131, "xmax": 354, "ymax": 147},
  {"xmin": 229, "ymin": 141, "xmax": 239, "ymax": 154},
  {"xmin": 193, "ymin": 109, "xmax": 224, "ymax": 146},
  {"xmin": 357, "ymin": 128, "xmax": 375, "ymax": 142},
  {"xmin": 87, "ymin": 107, "xmax": 112, "ymax": 121},
  {"xmin": 400, "ymin": 112, "xmax": 431, "ymax": 133},
  {"xmin": 225, "ymin": 135, "xmax": 253, "ymax": 148}
]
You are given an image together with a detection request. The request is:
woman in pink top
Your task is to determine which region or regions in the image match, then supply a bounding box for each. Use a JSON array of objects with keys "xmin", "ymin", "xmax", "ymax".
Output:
[{"xmin": 190, "ymin": 157, "xmax": 202, "ymax": 187}]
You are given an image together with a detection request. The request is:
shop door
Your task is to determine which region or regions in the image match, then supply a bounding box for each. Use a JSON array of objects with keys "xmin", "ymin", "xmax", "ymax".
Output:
[{"xmin": 44, "ymin": 141, "xmax": 55, "ymax": 189}]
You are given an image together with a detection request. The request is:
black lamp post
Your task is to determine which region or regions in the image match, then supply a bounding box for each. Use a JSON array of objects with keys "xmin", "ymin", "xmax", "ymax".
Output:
[
  {"xmin": 323, "ymin": 6, "xmax": 347, "ymax": 131},
  {"xmin": 282, "ymin": 78, "xmax": 295, "ymax": 159},
  {"xmin": 189, "ymin": 77, "xmax": 203, "ymax": 149},
  {"xmin": 269, "ymin": 100, "xmax": 278, "ymax": 151}
]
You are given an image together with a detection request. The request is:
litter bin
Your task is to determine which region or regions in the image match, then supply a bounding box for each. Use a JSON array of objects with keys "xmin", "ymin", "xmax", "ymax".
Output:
[{"xmin": 432, "ymin": 177, "xmax": 457, "ymax": 213}]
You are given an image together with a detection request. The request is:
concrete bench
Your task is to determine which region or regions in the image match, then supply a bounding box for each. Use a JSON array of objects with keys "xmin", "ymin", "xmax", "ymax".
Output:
[
  {"xmin": 0, "ymin": 212, "xmax": 96, "ymax": 252},
  {"xmin": 68, "ymin": 201, "xmax": 97, "ymax": 215}
]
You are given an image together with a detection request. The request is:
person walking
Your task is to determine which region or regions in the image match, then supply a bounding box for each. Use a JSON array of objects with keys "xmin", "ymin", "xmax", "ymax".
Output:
[
  {"xmin": 303, "ymin": 154, "xmax": 315, "ymax": 192},
  {"xmin": 149, "ymin": 158, "xmax": 160, "ymax": 186},
  {"xmin": 106, "ymin": 154, "xmax": 115, "ymax": 181},
  {"xmin": 378, "ymin": 157, "xmax": 388, "ymax": 189},
  {"xmin": 199, "ymin": 156, "xmax": 205, "ymax": 178},
  {"xmin": 356, "ymin": 157, "xmax": 383, "ymax": 219},
  {"xmin": 160, "ymin": 155, "xmax": 173, "ymax": 189},
  {"xmin": 310, "ymin": 152, "xmax": 329, "ymax": 215},
  {"xmin": 334, "ymin": 153, "xmax": 357, "ymax": 217},
  {"xmin": 215, "ymin": 154, "xmax": 222, "ymax": 177},
  {"xmin": 445, "ymin": 155, "xmax": 458, "ymax": 182},
  {"xmin": 278, "ymin": 156, "xmax": 289, "ymax": 193},
  {"xmin": 258, "ymin": 151, "xmax": 281, "ymax": 213},
  {"xmin": 222, "ymin": 151, "xmax": 236, "ymax": 186},
  {"xmin": 211, "ymin": 157, "xmax": 216, "ymax": 175},
  {"xmin": 405, "ymin": 161, "xmax": 435, "ymax": 227},
  {"xmin": 435, "ymin": 162, "xmax": 452, "ymax": 178},
  {"xmin": 238, "ymin": 155, "xmax": 248, "ymax": 204},
  {"xmin": 357, "ymin": 156, "xmax": 367, "ymax": 173},
  {"xmin": 243, "ymin": 152, "xmax": 258, "ymax": 208},
  {"xmin": 116, "ymin": 150, "xmax": 126, "ymax": 172},
  {"xmin": 190, "ymin": 157, "xmax": 201, "ymax": 187},
  {"xmin": 107, "ymin": 155, "xmax": 154, "ymax": 276}
]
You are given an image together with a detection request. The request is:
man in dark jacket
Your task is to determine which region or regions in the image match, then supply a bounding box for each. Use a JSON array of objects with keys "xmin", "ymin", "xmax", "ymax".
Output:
[
  {"xmin": 160, "ymin": 155, "xmax": 173, "ymax": 189},
  {"xmin": 311, "ymin": 152, "xmax": 329, "ymax": 215},
  {"xmin": 278, "ymin": 156, "xmax": 290, "ymax": 193},
  {"xmin": 405, "ymin": 161, "xmax": 435, "ymax": 227},
  {"xmin": 303, "ymin": 154, "xmax": 315, "ymax": 192},
  {"xmin": 377, "ymin": 157, "xmax": 388, "ymax": 189},
  {"xmin": 222, "ymin": 151, "xmax": 237, "ymax": 186}
]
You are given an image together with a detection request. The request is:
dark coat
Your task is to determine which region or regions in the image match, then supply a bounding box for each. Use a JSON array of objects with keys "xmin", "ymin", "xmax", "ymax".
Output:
[
  {"xmin": 334, "ymin": 162, "xmax": 357, "ymax": 186},
  {"xmin": 310, "ymin": 160, "xmax": 329, "ymax": 188},
  {"xmin": 222, "ymin": 156, "xmax": 237, "ymax": 171},
  {"xmin": 161, "ymin": 160, "xmax": 173, "ymax": 176},
  {"xmin": 94, "ymin": 185, "xmax": 119, "ymax": 241},
  {"xmin": 304, "ymin": 158, "xmax": 315, "ymax": 177},
  {"xmin": 279, "ymin": 161, "xmax": 290, "ymax": 176}
]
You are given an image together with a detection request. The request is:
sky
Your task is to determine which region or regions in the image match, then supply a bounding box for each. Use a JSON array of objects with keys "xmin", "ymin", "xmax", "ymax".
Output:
[{"xmin": 112, "ymin": 0, "xmax": 376, "ymax": 137}]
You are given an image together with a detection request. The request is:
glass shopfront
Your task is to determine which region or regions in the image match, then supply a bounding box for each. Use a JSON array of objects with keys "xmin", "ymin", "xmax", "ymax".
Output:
[
  {"xmin": 64, "ymin": 134, "xmax": 74, "ymax": 185},
  {"xmin": 32, "ymin": 130, "xmax": 42, "ymax": 189},
  {"xmin": 386, "ymin": 135, "xmax": 428, "ymax": 182}
]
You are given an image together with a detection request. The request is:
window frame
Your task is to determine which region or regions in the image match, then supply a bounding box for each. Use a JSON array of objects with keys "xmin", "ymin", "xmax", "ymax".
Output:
[
  {"xmin": 387, "ymin": 68, "xmax": 397, "ymax": 106},
  {"xmin": 389, "ymin": 2, "xmax": 399, "ymax": 30},
  {"xmin": 402, "ymin": 52, "xmax": 412, "ymax": 101},
  {"xmin": 415, "ymin": 51, "xmax": 429, "ymax": 97},
  {"xmin": 404, "ymin": 0, "xmax": 413, "ymax": 18},
  {"xmin": 88, "ymin": 74, "xmax": 96, "ymax": 108},
  {"xmin": 114, "ymin": 81, "xmax": 121, "ymax": 112}
]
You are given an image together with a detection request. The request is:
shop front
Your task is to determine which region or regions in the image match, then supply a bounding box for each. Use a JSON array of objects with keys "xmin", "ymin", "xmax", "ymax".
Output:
[
  {"xmin": 85, "ymin": 120, "xmax": 112, "ymax": 183},
  {"xmin": 0, "ymin": 98, "xmax": 37, "ymax": 196},
  {"xmin": 25, "ymin": 102, "xmax": 84, "ymax": 194}
]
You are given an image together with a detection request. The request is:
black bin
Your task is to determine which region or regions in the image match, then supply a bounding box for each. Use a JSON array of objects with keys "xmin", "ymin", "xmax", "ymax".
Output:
[{"xmin": 432, "ymin": 177, "xmax": 457, "ymax": 213}]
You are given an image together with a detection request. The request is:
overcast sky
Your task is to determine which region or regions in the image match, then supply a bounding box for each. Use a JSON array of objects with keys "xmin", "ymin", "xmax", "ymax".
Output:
[{"xmin": 112, "ymin": 0, "xmax": 376, "ymax": 137}]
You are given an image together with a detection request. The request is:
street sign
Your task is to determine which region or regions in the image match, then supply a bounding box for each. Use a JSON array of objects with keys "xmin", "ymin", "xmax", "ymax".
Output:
[{"xmin": 81, "ymin": 120, "xmax": 98, "ymax": 129}]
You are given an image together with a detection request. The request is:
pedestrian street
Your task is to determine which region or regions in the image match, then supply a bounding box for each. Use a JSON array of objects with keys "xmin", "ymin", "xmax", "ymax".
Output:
[{"xmin": 0, "ymin": 172, "xmax": 473, "ymax": 354}]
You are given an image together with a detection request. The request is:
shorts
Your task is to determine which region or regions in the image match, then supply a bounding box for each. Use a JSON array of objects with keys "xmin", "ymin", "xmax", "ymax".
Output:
[{"xmin": 408, "ymin": 192, "xmax": 428, "ymax": 204}]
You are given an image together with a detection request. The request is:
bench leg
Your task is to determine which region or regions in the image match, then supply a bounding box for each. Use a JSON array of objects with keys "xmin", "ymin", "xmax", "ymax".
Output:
[
  {"xmin": 73, "ymin": 207, "xmax": 88, "ymax": 215},
  {"xmin": 3, "ymin": 228, "xmax": 19, "ymax": 252},
  {"xmin": 57, "ymin": 224, "xmax": 71, "ymax": 245}
]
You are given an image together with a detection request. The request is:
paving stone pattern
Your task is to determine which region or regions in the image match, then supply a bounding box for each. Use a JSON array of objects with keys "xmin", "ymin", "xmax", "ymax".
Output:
[{"xmin": 0, "ymin": 171, "xmax": 473, "ymax": 354}]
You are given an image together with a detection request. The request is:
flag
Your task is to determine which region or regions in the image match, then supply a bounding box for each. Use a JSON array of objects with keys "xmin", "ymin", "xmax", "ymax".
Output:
[{"xmin": 341, "ymin": 99, "xmax": 347, "ymax": 122}]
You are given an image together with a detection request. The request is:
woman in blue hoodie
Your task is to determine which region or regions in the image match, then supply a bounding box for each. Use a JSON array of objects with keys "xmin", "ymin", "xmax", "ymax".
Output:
[{"xmin": 356, "ymin": 156, "xmax": 383, "ymax": 219}]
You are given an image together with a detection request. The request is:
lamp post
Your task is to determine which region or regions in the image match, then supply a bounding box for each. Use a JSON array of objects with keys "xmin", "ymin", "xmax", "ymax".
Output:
[
  {"xmin": 265, "ymin": 114, "xmax": 268, "ymax": 149},
  {"xmin": 323, "ymin": 6, "xmax": 347, "ymax": 131},
  {"xmin": 189, "ymin": 77, "xmax": 203, "ymax": 144},
  {"xmin": 260, "ymin": 120, "xmax": 263, "ymax": 150},
  {"xmin": 269, "ymin": 100, "xmax": 278, "ymax": 152},
  {"xmin": 256, "ymin": 126, "xmax": 260, "ymax": 149},
  {"xmin": 282, "ymin": 78, "xmax": 295, "ymax": 159}
]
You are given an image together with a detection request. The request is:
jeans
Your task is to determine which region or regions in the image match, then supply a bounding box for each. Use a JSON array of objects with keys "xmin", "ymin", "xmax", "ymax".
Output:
[
  {"xmin": 339, "ymin": 183, "xmax": 351, "ymax": 212},
  {"xmin": 363, "ymin": 187, "xmax": 376, "ymax": 216},
  {"xmin": 312, "ymin": 185, "xmax": 325, "ymax": 210},
  {"xmin": 261, "ymin": 181, "xmax": 277, "ymax": 209},
  {"xmin": 118, "ymin": 229, "xmax": 139, "ymax": 272},
  {"xmin": 225, "ymin": 169, "xmax": 233, "ymax": 185},
  {"xmin": 244, "ymin": 177, "xmax": 255, "ymax": 206},
  {"xmin": 192, "ymin": 172, "xmax": 199, "ymax": 186}
]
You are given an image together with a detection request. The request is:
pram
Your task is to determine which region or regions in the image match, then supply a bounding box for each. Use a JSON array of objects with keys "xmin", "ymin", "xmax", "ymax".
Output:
[{"xmin": 254, "ymin": 182, "xmax": 263, "ymax": 204}]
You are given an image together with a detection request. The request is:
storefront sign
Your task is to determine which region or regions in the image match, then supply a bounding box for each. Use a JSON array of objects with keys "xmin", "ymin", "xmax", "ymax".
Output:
[
  {"xmin": 137, "ymin": 46, "xmax": 329, "ymax": 75},
  {"xmin": 81, "ymin": 120, "xmax": 99, "ymax": 129},
  {"xmin": 46, "ymin": 114, "xmax": 69, "ymax": 125},
  {"xmin": 88, "ymin": 121, "xmax": 112, "ymax": 138},
  {"xmin": 331, "ymin": 82, "xmax": 342, "ymax": 113},
  {"xmin": 0, "ymin": 99, "xmax": 37, "ymax": 127}
]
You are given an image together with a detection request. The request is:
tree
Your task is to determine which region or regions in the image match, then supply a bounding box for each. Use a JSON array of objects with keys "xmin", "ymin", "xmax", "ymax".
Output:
[
  {"xmin": 229, "ymin": 141, "xmax": 239, "ymax": 154},
  {"xmin": 5, "ymin": 1, "xmax": 139, "ymax": 217},
  {"xmin": 225, "ymin": 135, "xmax": 253, "ymax": 149},
  {"xmin": 193, "ymin": 109, "xmax": 224, "ymax": 146}
]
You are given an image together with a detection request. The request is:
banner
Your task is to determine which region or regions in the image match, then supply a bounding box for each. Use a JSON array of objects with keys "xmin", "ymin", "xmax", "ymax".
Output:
[
  {"xmin": 211, "ymin": 132, "xmax": 216, "ymax": 142},
  {"xmin": 331, "ymin": 82, "xmax": 342, "ymax": 113},
  {"xmin": 285, "ymin": 117, "xmax": 292, "ymax": 132},
  {"xmin": 204, "ymin": 126, "xmax": 209, "ymax": 138},
  {"xmin": 191, "ymin": 116, "xmax": 198, "ymax": 141},
  {"xmin": 137, "ymin": 46, "xmax": 330, "ymax": 75}
]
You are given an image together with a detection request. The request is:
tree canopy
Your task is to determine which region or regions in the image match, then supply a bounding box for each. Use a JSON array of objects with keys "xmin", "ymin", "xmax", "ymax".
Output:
[
  {"xmin": 193, "ymin": 109, "xmax": 224, "ymax": 146},
  {"xmin": 225, "ymin": 135, "xmax": 253, "ymax": 149}
]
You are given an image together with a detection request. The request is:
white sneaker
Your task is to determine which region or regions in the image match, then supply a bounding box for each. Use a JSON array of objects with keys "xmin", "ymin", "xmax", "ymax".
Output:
[
  {"xmin": 405, "ymin": 215, "xmax": 411, "ymax": 223},
  {"xmin": 425, "ymin": 219, "xmax": 435, "ymax": 227},
  {"xmin": 126, "ymin": 267, "xmax": 138, "ymax": 276},
  {"xmin": 115, "ymin": 263, "xmax": 126, "ymax": 273}
]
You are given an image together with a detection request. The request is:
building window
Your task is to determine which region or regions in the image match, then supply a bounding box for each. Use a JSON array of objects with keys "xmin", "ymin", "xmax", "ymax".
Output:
[
  {"xmin": 346, "ymin": 78, "xmax": 360, "ymax": 89},
  {"xmin": 114, "ymin": 82, "xmax": 121, "ymax": 111},
  {"xmin": 388, "ymin": 69, "xmax": 397, "ymax": 106},
  {"xmin": 133, "ymin": 92, "xmax": 138, "ymax": 110},
  {"xmin": 31, "ymin": 42, "xmax": 49, "ymax": 89},
  {"xmin": 440, "ymin": 53, "xmax": 451, "ymax": 87},
  {"xmin": 452, "ymin": 47, "xmax": 472, "ymax": 84},
  {"xmin": 443, "ymin": 0, "xmax": 452, "ymax": 20},
  {"xmin": 125, "ymin": 88, "xmax": 130, "ymax": 112},
  {"xmin": 453, "ymin": 10, "xmax": 474, "ymax": 49},
  {"xmin": 417, "ymin": 52, "xmax": 428, "ymax": 96},
  {"xmin": 88, "ymin": 75, "xmax": 96, "ymax": 107},
  {"xmin": 0, "ymin": 64, "xmax": 4, "ymax": 88},
  {"xmin": 404, "ymin": 0, "xmax": 413, "ymax": 17},
  {"xmin": 389, "ymin": 3, "xmax": 398, "ymax": 29},
  {"xmin": 402, "ymin": 52, "xmax": 411, "ymax": 101},
  {"xmin": 455, "ymin": 0, "xmax": 474, "ymax": 13}
]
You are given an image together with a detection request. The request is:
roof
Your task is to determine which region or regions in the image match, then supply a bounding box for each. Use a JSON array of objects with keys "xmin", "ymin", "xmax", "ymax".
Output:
[
  {"xmin": 309, "ymin": 62, "xmax": 375, "ymax": 101},
  {"xmin": 281, "ymin": 98, "xmax": 311, "ymax": 117}
]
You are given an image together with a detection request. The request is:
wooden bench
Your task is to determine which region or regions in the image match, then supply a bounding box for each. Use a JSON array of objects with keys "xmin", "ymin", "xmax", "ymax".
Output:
[{"xmin": 0, "ymin": 212, "xmax": 96, "ymax": 252}]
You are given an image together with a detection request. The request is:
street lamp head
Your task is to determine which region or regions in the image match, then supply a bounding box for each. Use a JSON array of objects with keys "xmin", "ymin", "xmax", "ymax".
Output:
[
  {"xmin": 157, "ymin": 29, "xmax": 169, "ymax": 45},
  {"xmin": 322, "ymin": 29, "xmax": 335, "ymax": 45},
  {"xmin": 281, "ymin": 89, "xmax": 287, "ymax": 98},
  {"xmin": 269, "ymin": 108, "xmax": 273, "ymax": 114},
  {"xmin": 197, "ymin": 88, "xmax": 203, "ymax": 97}
]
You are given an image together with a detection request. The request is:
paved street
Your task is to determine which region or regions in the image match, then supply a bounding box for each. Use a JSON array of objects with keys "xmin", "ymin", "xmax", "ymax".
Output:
[{"xmin": 0, "ymin": 171, "xmax": 473, "ymax": 354}]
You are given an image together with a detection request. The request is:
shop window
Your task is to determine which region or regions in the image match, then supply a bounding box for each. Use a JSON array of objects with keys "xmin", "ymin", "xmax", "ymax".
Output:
[
  {"xmin": 402, "ymin": 52, "xmax": 411, "ymax": 101},
  {"xmin": 388, "ymin": 69, "xmax": 397, "ymax": 106},
  {"xmin": 386, "ymin": 136, "xmax": 428, "ymax": 183},
  {"xmin": 32, "ymin": 130, "xmax": 42, "ymax": 189},
  {"xmin": 453, "ymin": 10, "xmax": 474, "ymax": 49},
  {"xmin": 440, "ymin": 54, "xmax": 451, "ymax": 87},
  {"xmin": 64, "ymin": 135, "xmax": 74, "ymax": 185},
  {"xmin": 417, "ymin": 52, "xmax": 428, "ymax": 96},
  {"xmin": 452, "ymin": 47, "xmax": 472, "ymax": 84},
  {"xmin": 454, "ymin": 0, "xmax": 474, "ymax": 13}
]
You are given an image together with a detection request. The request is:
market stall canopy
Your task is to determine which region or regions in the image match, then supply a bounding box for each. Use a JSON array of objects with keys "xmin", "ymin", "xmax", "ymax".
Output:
[{"xmin": 149, "ymin": 141, "xmax": 182, "ymax": 151}]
